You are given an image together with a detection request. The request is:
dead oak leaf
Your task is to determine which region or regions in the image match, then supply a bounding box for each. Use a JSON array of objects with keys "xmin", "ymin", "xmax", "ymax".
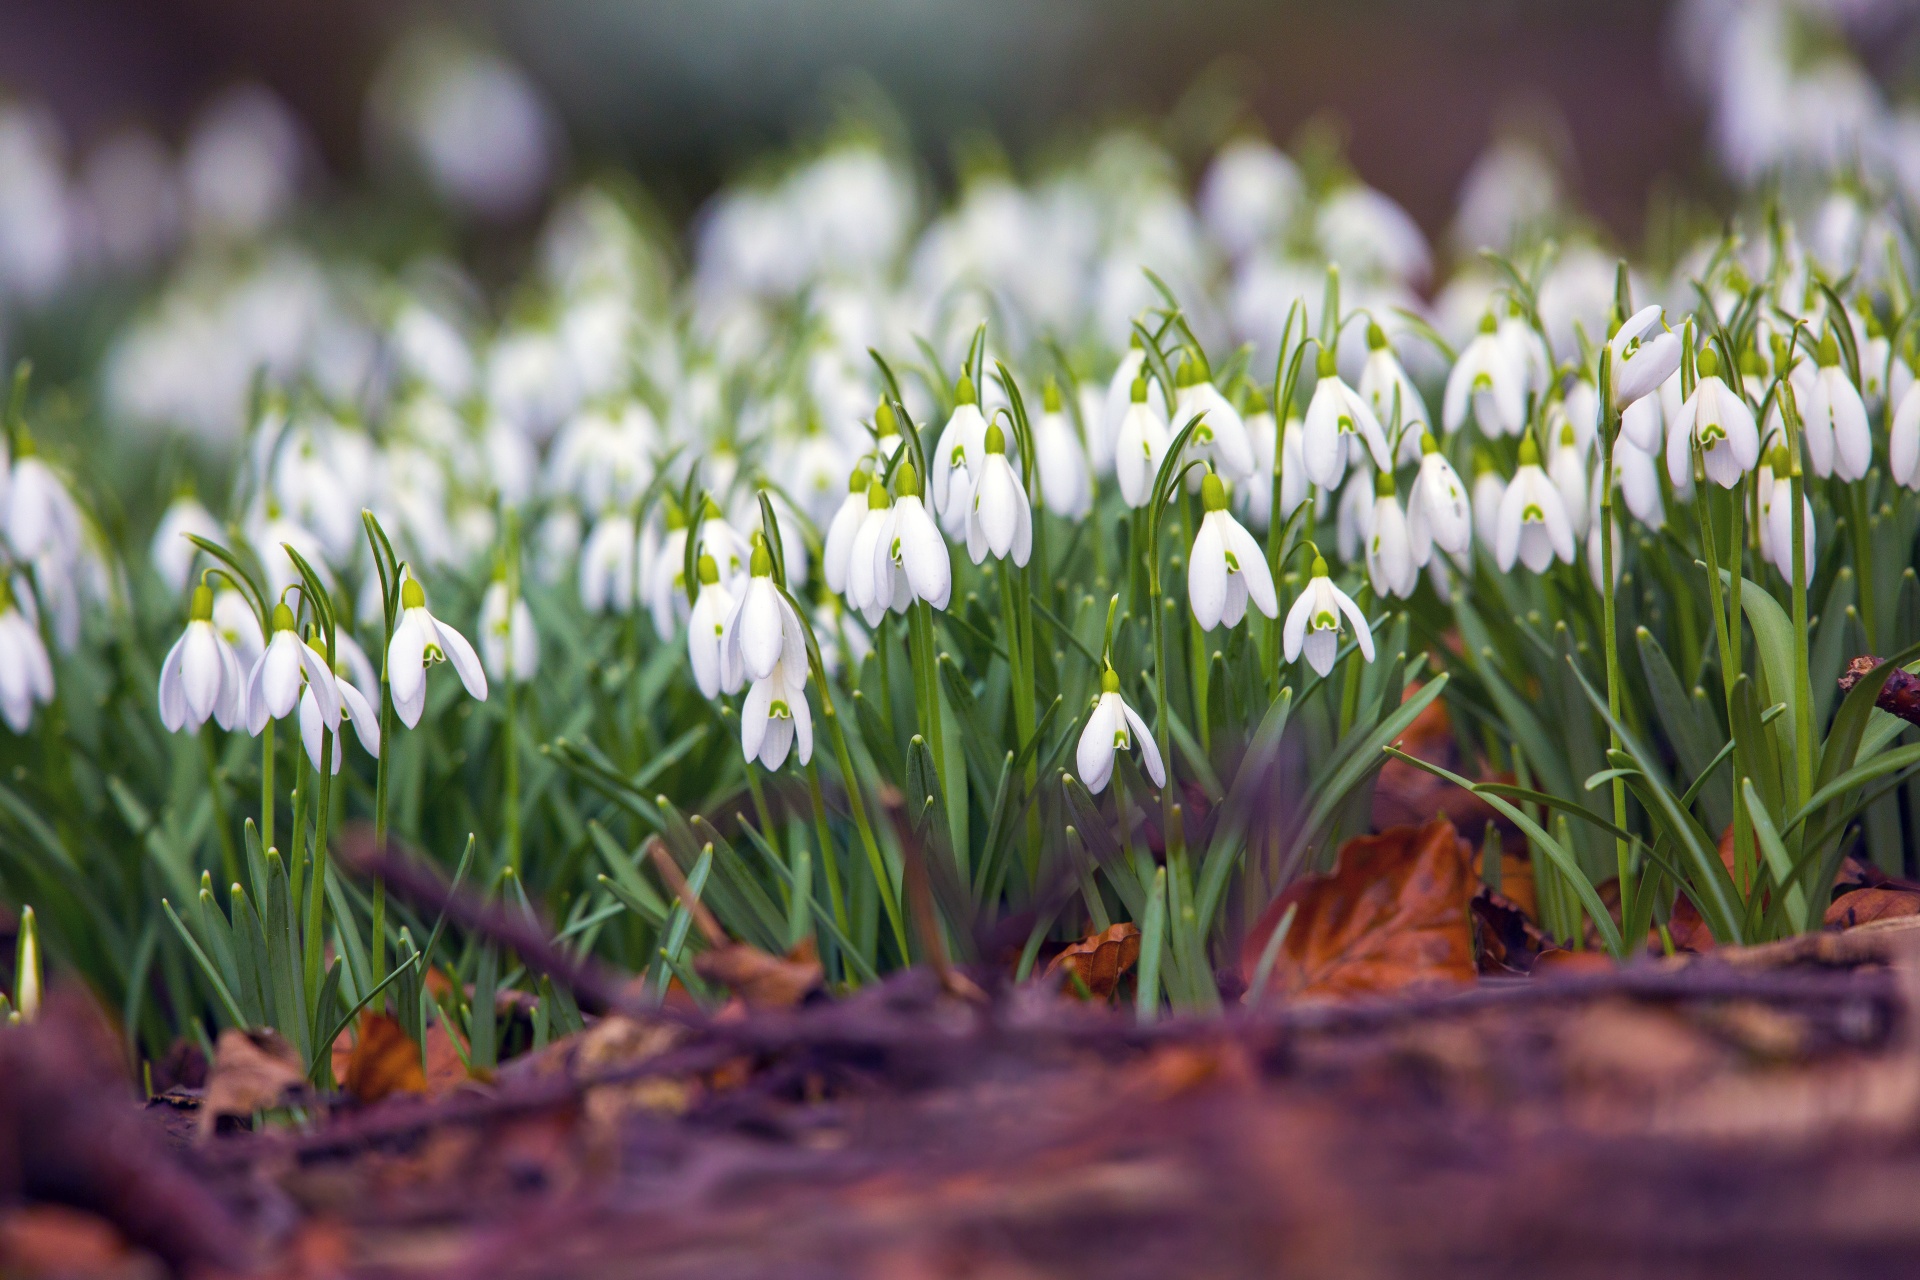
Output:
[
  {"xmin": 1044, "ymin": 923, "xmax": 1142, "ymax": 1001},
  {"xmin": 1241, "ymin": 816, "xmax": 1476, "ymax": 1001},
  {"xmin": 1826, "ymin": 885, "xmax": 1920, "ymax": 929},
  {"xmin": 692, "ymin": 940, "xmax": 824, "ymax": 1010},
  {"xmin": 342, "ymin": 1014, "xmax": 428, "ymax": 1104},
  {"xmin": 201, "ymin": 1028, "xmax": 305, "ymax": 1137}
]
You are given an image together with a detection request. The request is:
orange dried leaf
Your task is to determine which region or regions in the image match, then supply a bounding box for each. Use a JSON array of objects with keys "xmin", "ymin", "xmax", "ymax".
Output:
[
  {"xmin": 343, "ymin": 1013, "xmax": 428, "ymax": 1104},
  {"xmin": 1241, "ymin": 817, "xmax": 1476, "ymax": 1001},
  {"xmin": 201, "ymin": 1028, "xmax": 305, "ymax": 1137},
  {"xmin": 1825, "ymin": 886, "xmax": 1920, "ymax": 929},
  {"xmin": 692, "ymin": 942, "xmax": 824, "ymax": 1010},
  {"xmin": 1045, "ymin": 922, "xmax": 1142, "ymax": 1000}
]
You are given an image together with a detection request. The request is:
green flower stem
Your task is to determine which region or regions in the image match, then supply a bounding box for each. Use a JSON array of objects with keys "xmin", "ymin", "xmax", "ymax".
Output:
[
  {"xmin": 1789, "ymin": 458, "xmax": 1814, "ymax": 811},
  {"xmin": 743, "ymin": 758, "xmax": 781, "ymax": 859},
  {"xmin": 287, "ymin": 747, "xmax": 308, "ymax": 933},
  {"xmin": 1144, "ymin": 505, "xmax": 1180, "ymax": 861},
  {"xmin": 505, "ymin": 676, "xmax": 521, "ymax": 876},
  {"xmin": 1697, "ymin": 482, "xmax": 1754, "ymax": 899},
  {"xmin": 818, "ymin": 690, "xmax": 909, "ymax": 963},
  {"xmin": 1851, "ymin": 483, "xmax": 1878, "ymax": 647},
  {"xmin": 802, "ymin": 755, "xmax": 848, "ymax": 943},
  {"xmin": 261, "ymin": 719, "xmax": 276, "ymax": 855},
  {"xmin": 1599, "ymin": 412, "xmax": 1632, "ymax": 919},
  {"xmin": 997, "ymin": 559, "xmax": 1040, "ymax": 879},
  {"xmin": 203, "ymin": 727, "xmax": 240, "ymax": 890},
  {"xmin": 305, "ymin": 731, "xmax": 333, "ymax": 1005},
  {"xmin": 371, "ymin": 666, "xmax": 393, "ymax": 984},
  {"xmin": 907, "ymin": 599, "xmax": 950, "ymax": 818}
]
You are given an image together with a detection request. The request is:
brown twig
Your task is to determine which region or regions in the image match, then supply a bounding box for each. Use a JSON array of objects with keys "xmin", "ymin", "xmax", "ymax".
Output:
[
  {"xmin": 1838, "ymin": 655, "xmax": 1920, "ymax": 727},
  {"xmin": 645, "ymin": 836, "xmax": 729, "ymax": 949}
]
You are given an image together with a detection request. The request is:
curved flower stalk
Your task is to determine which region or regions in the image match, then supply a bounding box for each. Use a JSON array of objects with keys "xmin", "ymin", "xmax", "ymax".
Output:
[
  {"xmin": 1076, "ymin": 667, "xmax": 1164, "ymax": 794},
  {"xmin": 1799, "ymin": 335, "xmax": 1871, "ymax": 481},
  {"xmin": 1365, "ymin": 471, "xmax": 1418, "ymax": 600},
  {"xmin": 245, "ymin": 600, "xmax": 341, "ymax": 736},
  {"xmin": 478, "ymin": 576, "xmax": 538, "ymax": 684},
  {"xmin": 1303, "ymin": 345, "xmax": 1390, "ymax": 490},
  {"xmin": 1284, "ymin": 554, "xmax": 1374, "ymax": 677},
  {"xmin": 1113, "ymin": 374, "xmax": 1170, "ymax": 508},
  {"xmin": 1496, "ymin": 434, "xmax": 1576, "ymax": 573},
  {"xmin": 1665, "ymin": 347, "xmax": 1759, "ymax": 489},
  {"xmin": 1033, "ymin": 379, "xmax": 1092, "ymax": 519},
  {"xmin": 1406, "ymin": 432, "xmax": 1471, "ymax": 564},
  {"xmin": 965, "ymin": 421, "xmax": 1033, "ymax": 566},
  {"xmin": 387, "ymin": 571, "xmax": 488, "ymax": 728},
  {"xmin": 1608, "ymin": 303, "xmax": 1682, "ymax": 408},
  {"xmin": 158, "ymin": 583, "xmax": 246, "ymax": 733},
  {"xmin": 0, "ymin": 580, "xmax": 53, "ymax": 733},
  {"xmin": 1444, "ymin": 313, "xmax": 1525, "ymax": 436},
  {"xmin": 1188, "ymin": 472, "xmax": 1276, "ymax": 629}
]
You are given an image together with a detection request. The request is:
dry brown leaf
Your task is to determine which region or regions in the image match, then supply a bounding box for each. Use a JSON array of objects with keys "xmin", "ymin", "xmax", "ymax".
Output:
[
  {"xmin": 1532, "ymin": 948, "xmax": 1617, "ymax": 975},
  {"xmin": 1826, "ymin": 885, "xmax": 1920, "ymax": 929},
  {"xmin": 692, "ymin": 940, "xmax": 824, "ymax": 1009},
  {"xmin": 0, "ymin": 1206, "xmax": 145, "ymax": 1279},
  {"xmin": 1241, "ymin": 816, "xmax": 1476, "ymax": 1000},
  {"xmin": 201, "ymin": 1028, "xmax": 305, "ymax": 1137},
  {"xmin": 1044, "ymin": 923, "xmax": 1142, "ymax": 1000},
  {"xmin": 1470, "ymin": 888, "xmax": 1550, "ymax": 975},
  {"xmin": 342, "ymin": 1014, "xmax": 428, "ymax": 1104}
]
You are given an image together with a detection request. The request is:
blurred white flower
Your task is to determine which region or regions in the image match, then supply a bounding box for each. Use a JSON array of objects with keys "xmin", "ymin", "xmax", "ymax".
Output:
[{"xmin": 1076, "ymin": 668, "xmax": 1164, "ymax": 794}]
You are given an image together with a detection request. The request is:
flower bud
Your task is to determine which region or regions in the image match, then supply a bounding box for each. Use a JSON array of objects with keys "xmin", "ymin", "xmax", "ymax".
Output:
[{"xmin": 191, "ymin": 584, "xmax": 215, "ymax": 622}]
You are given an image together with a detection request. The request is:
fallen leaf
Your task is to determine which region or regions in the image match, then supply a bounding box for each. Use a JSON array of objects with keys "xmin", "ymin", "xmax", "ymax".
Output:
[
  {"xmin": 1532, "ymin": 948, "xmax": 1616, "ymax": 975},
  {"xmin": 1826, "ymin": 886, "xmax": 1920, "ymax": 929},
  {"xmin": 1471, "ymin": 889, "xmax": 1550, "ymax": 975},
  {"xmin": 1241, "ymin": 817, "xmax": 1477, "ymax": 1000},
  {"xmin": 1372, "ymin": 688, "xmax": 1501, "ymax": 831},
  {"xmin": 201, "ymin": 1028, "xmax": 305, "ymax": 1137},
  {"xmin": 0, "ymin": 1206, "xmax": 138, "ymax": 1278},
  {"xmin": 1045, "ymin": 922, "xmax": 1142, "ymax": 1000},
  {"xmin": 1471, "ymin": 844, "xmax": 1536, "ymax": 921},
  {"xmin": 342, "ymin": 1014, "xmax": 428, "ymax": 1104},
  {"xmin": 692, "ymin": 940, "xmax": 824, "ymax": 1009}
]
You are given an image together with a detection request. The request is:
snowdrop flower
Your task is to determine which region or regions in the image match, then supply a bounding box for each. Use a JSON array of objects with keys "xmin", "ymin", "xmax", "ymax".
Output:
[
  {"xmin": 0, "ymin": 583, "xmax": 52, "ymax": 733},
  {"xmin": 1496, "ymin": 435, "xmax": 1577, "ymax": 573},
  {"xmin": 721, "ymin": 538, "xmax": 806, "ymax": 691},
  {"xmin": 1357, "ymin": 323, "xmax": 1428, "ymax": 461},
  {"xmin": 150, "ymin": 495, "xmax": 221, "ymax": 594},
  {"xmin": 1757, "ymin": 447, "xmax": 1815, "ymax": 583},
  {"xmin": 844, "ymin": 482, "xmax": 908, "ymax": 626},
  {"xmin": 872, "ymin": 400, "xmax": 905, "ymax": 461},
  {"xmin": 687, "ymin": 555, "xmax": 737, "ymax": 698},
  {"xmin": 212, "ymin": 588, "xmax": 265, "ymax": 669},
  {"xmin": 1444, "ymin": 314, "xmax": 1525, "ymax": 436},
  {"xmin": 6, "ymin": 449, "xmax": 82, "ymax": 567},
  {"xmin": 1365, "ymin": 471, "xmax": 1418, "ymax": 600},
  {"xmin": 478, "ymin": 577, "xmax": 538, "ymax": 683},
  {"xmin": 1114, "ymin": 374, "xmax": 1171, "ymax": 508},
  {"xmin": 1561, "ymin": 376, "xmax": 1599, "ymax": 458},
  {"xmin": 1586, "ymin": 518, "xmax": 1621, "ymax": 595},
  {"xmin": 741, "ymin": 652, "xmax": 811, "ymax": 771},
  {"xmin": 1799, "ymin": 335, "xmax": 1872, "ymax": 481},
  {"xmin": 1619, "ymin": 382, "xmax": 1665, "ymax": 453},
  {"xmin": 932, "ymin": 375, "xmax": 989, "ymax": 532},
  {"xmin": 1172, "ymin": 363, "xmax": 1256, "ymax": 482},
  {"xmin": 1284, "ymin": 556, "xmax": 1375, "ymax": 678},
  {"xmin": 387, "ymin": 572, "xmax": 487, "ymax": 729},
  {"xmin": 579, "ymin": 510, "xmax": 639, "ymax": 615},
  {"xmin": 299, "ymin": 633, "xmax": 380, "ymax": 774},
  {"xmin": 1335, "ymin": 466, "xmax": 1374, "ymax": 565},
  {"xmin": 1665, "ymin": 347, "xmax": 1759, "ymax": 490},
  {"xmin": 1100, "ymin": 341, "xmax": 1148, "ymax": 462},
  {"xmin": 1608, "ymin": 304, "xmax": 1682, "ymax": 408},
  {"xmin": 1615, "ymin": 437, "xmax": 1666, "ymax": 529},
  {"xmin": 157, "ymin": 583, "xmax": 246, "ymax": 733},
  {"xmin": 1471, "ymin": 452, "xmax": 1506, "ymax": 552},
  {"xmin": 245, "ymin": 601, "xmax": 341, "ymax": 736},
  {"xmin": 1033, "ymin": 381, "xmax": 1093, "ymax": 519},
  {"xmin": 1548, "ymin": 419, "xmax": 1590, "ymax": 540},
  {"xmin": 1498, "ymin": 308, "xmax": 1550, "ymax": 396},
  {"xmin": 1406, "ymin": 433, "xmax": 1472, "ymax": 564},
  {"xmin": 1890, "ymin": 378, "xmax": 1920, "ymax": 490},
  {"xmin": 1076, "ymin": 667, "xmax": 1164, "ymax": 794},
  {"xmin": 1188, "ymin": 472, "xmax": 1276, "ymax": 630},
  {"xmin": 1303, "ymin": 345, "xmax": 1391, "ymax": 491},
  {"xmin": 966, "ymin": 421, "xmax": 1033, "ymax": 566},
  {"xmin": 878, "ymin": 462, "xmax": 950, "ymax": 610},
  {"xmin": 821, "ymin": 464, "xmax": 871, "ymax": 595}
]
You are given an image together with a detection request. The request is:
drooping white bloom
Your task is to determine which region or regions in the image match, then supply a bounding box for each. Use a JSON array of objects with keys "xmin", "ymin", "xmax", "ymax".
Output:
[
  {"xmin": 150, "ymin": 496, "xmax": 222, "ymax": 594},
  {"xmin": 1615, "ymin": 437, "xmax": 1666, "ymax": 530},
  {"xmin": 1188, "ymin": 473, "xmax": 1277, "ymax": 630},
  {"xmin": 1303, "ymin": 346, "xmax": 1391, "ymax": 490},
  {"xmin": 1114, "ymin": 373, "xmax": 1171, "ymax": 509},
  {"xmin": 821, "ymin": 465, "xmax": 871, "ymax": 595},
  {"xmin": 1283, "ymin": 556, "xmax": 1375, "ymax": 677},
  {"xmin": 931, "ymin": 375, "xmax": 989, "ymax": 532},
  {"xmin": 1033, "ymin": 382, "xmax": 1093, "ymax": 519},
  {"xmin": 1471, "ymin": 456, "xmax": 1506, "ymax": 552},
  {"xmin": 478, "ymin": 578, "xmax": 538, "ymax": 683},
  {"xmin": 6, "ymin": 452, "xmax": 82, "ymax": 567},
  {"xmin": 1561, "ymin": 377, "xmax": 1599, "ymax": 458},
  {"xmin": 298, "ymin": 636, "xmax": 380, "ymax": 774},
  {"xmin": 245, "ymin": 602, "xmax": 341, "ymax": 736},
  {"xmin": 1497, "ymin": 436, "xmax": 1577, "ymax": 573},
  {"xmin": 1336, "ymin": 465, "xmax": 1374, "ymax": 565},
  {"xmin": 1800, "ymin": 337, "xmax": 1872, "ymax": 481},
  {"xmin": 0, "ymin": 584, "xmax": 52, "ymax": 734},
  {"xmin": 721, "ymin": 539, "xmax": 806, "ymax": 690},
  {"xmin": 1357, "ymin": 323, "xmax": 1429, "ymax": 463},
  {"xmin": 1757, "ymin": 447, "xmax": 1816, "ymax": 583},
  {"xmin": 1075, "ymin": 667, "xmax": 1164, "ymax": 794},
  {"xmin": 1586, "ymin": 517, "xmax": 1621, "ymax": 595},
  {"xmin": 1100, "ymin": 343, "xmax": 1148, "ymax": 463},
  {"xmin": 740, "ymin": 650, "xmax": 811, "ymax": 770},
  {"xmin": 386, "ymin": 572, "xmax": 488, "ymax": 729},
  {"xmin": 1665, "ymin": 349, "xmax": 1759, "ymax": 490},
  {"xmin": 157, "ymin": 583, "xmax": 246, "ymax": 733},
  {"xmin": 212, "ymin": 588, "xmax": 265, "ymax": 669},
  {"xmin": 1444, "ymin": 314, "xmax": 1525, "ymax": 436},
  {"xmin": 1172, "ymin": 368, "xmax": 1255, "ymax": 482},
  {"xmin": 1406, "ymin": 433, "xmax": 1472, "ymax": 564},
  {"xmin": 1608, "ymin": 303, "xmax": 1682, "ymax": 408},
  {"xmin": 850, "ymin": 462, "xmax": 950, "ymax": 617},
  {"xmin": 966, "ymin": 422, "xmax": 1033, "ymax": 566},
  {"xmin": 578, "ymin": 510, "xmax": 639, "ymax": 615},
  {"xmin": 1365, "ymin": 471, "xmax": 1418, "ymax": 600},
  {"xmin": 1498, "ymin": 310, "xmax": 1549, "ymax": 397},
  {"xmin": 1547, "ymin": 419, "xmax": 1590, "ymax": 540},
  {"xmin": 686, "ymin": 555, "xmax": 736, "ymax": 698},
  {"xmin": 1890, "ymin": 378, "xmax": 1920, "ymax": 490},
  {"xmin": 843, "ymin": 483, "xmax": 906, "ymax": 626}
]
